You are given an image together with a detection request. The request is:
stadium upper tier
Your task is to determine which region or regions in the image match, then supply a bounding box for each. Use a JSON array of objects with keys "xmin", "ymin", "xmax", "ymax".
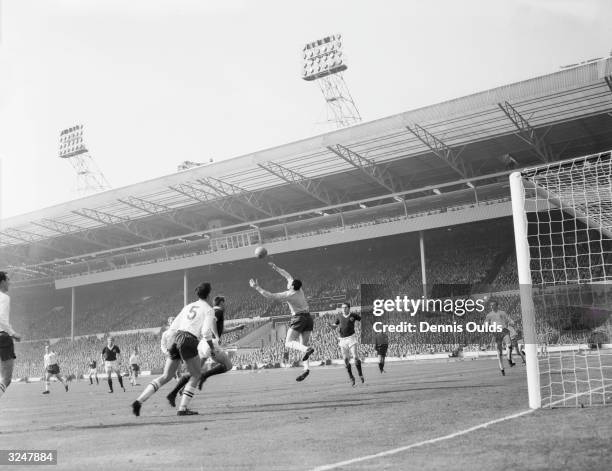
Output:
[{"xmin": 3, "ymin": 58, "xmax": 612, "ymax": 280}]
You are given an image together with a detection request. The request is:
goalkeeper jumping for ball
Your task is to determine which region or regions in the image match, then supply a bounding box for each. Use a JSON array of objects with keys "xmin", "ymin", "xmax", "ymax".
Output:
[{"xmin": 250, "ymin": 262, "xmax": 314, "ymax": 382}]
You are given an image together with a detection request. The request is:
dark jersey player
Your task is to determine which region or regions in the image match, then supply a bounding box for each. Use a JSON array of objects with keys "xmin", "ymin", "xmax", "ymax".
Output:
[
  {"xmin": 166, "ymin": 296, "xmax": 244, "ymax": 407},
  {"xmin": 102, "ymin": 337, "xmax": 125, "ymax": 393},
  {"xmin": 330, "ymin": 303, "xmax": 364, "ymax": 386},
  {"xmin": 373, "ymin": 331, "xmax": 389, "ymax": 373}
]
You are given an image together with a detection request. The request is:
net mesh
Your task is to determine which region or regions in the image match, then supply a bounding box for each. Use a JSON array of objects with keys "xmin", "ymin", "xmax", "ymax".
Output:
[{"xmin": 519, "ymin": 151, "xmax": 612, "ymax": 407}]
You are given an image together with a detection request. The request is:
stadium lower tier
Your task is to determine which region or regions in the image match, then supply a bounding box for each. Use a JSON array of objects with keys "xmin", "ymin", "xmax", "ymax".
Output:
[
  {"xmin": 13, "ymin": 310, "xmax": 611, "ymax": 379},
  {"xmin": 11, "ymin": 219, "xmax": 523, "ymax": 340}
]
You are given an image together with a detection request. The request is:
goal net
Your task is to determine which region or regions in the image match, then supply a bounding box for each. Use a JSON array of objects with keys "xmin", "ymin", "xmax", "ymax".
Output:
[{"xmin": 510, "ymin": 151, "xmax": 612, "ymax": 408}]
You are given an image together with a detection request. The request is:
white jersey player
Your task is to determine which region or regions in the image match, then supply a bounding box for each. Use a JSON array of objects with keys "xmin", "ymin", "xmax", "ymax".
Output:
[
  {"xmin": 132, "ymin": 282, "xmax": 218, "ymax": 417},
  {"xmin": 129, "ymin": 350, "xmax": 140, "ymax": 386},
  {"xmin": 0, "ymin": 271, "xmax": 21, "ymax": 402},
  {"xmin": 42, "ymin": 345, "xmax": 68, "ymax": 394}
]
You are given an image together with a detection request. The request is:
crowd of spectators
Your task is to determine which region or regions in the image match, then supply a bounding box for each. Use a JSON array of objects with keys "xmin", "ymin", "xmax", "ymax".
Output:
[{"xmin": 8, "ymin": 217, "xmax": 610, "ymax": 377}]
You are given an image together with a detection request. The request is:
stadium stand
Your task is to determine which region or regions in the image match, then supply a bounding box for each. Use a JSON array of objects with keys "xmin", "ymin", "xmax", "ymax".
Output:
[{"xmin": 9, "ymin": 217, "xmax": 611, "ymax": 377}]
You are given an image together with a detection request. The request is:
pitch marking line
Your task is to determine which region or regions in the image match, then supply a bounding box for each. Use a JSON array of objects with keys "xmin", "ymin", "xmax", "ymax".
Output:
[{"xmin": 310, "ymin": 384, "xmax": 609, "ymax": 471}]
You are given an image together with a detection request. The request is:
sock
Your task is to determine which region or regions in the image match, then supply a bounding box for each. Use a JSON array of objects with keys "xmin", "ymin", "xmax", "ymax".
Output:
[
  {"xmin": 379, "ymin": 361, "xmax": 384, "ymax": 372},
  {"xmin": 89, "ymin": 377, "xmax": 93, "ymax": 385},
  {"xmin": 108, "ymin": 378, "xmax": 113, "ymax": 392},
  {"xmin": 178, "ymin": 384, "xmax": 197, "ymax": 411},
  {"xmin": 137, "ymin": 379, "xmax": 162, "ymax": 403},
  {"xmin": 0, "ymin": 383, "xmax": 5, "ymax": 399},
  {"xmin": 303, "ymin": 359, "xmax": 310, "ymax": 371},
  {"xmin": 355, "ymin": 359, "xmax": 363, "ymax": 377},
  {"xmin": 96, "ymin": 377, "xmax": 99, "ymax": 385},
  {"xmin": 117, "ymin": 375, "xmax": 124, "ymax": 389},
  {"xmin": 45, "ymin": 381, "xmax": 50, "ymax": 391},
  {"xmin": 286, "ymin": 341, "xmax": 308, "ymax": 353},
  {"xmin": 201, "ymin": 364, "xmax": 227, "ymax": 381},
  {"xmin": 170, "ymin": 375, "xmax": 191, "ymax": 397},
  {"xmin": 344, "ymin": 358, "xmax": 354, "ymax": 379}
]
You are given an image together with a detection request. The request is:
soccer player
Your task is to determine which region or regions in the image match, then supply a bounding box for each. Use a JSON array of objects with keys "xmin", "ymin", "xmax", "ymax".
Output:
[
  {"xmin": 129, "ymin": 349, "xmax": 140, "ymax": 386},
  {"xmin": 166, "ymin": 295, "xmax": 244, "ymax": 406},
  {"xmin": 87, "ymin": 359, "xmax": 99, "ymax": 385},
  {"xmin": 250, "ymin": 262, "xmax": 314, "ymax": 382},
  {"xmin": 131, "ymin": 282, "xmax": 218, "ymax": 417},
  {"xmin": 505, "ymin": 322, "xmax": 526, "ymax": 366},
  {"xmin": 42, "ymin": 345, "xmax": 69, "ymax": 394},
  {"xmin": 0, "ymin": 271, "xmax": 21, "ymax": 401},
  {"xmin": 484, "ymin": 299, "xmax": 511, "ymax": 376},
  {"xmin": 374, "ymin": 330, "xmax": 389, "ymax": 373},
  {"xmin": 102, "ymin": 336, "xmax": 125, "ymax": 393},
  {"xmin": 330, "ymin": 303, "xmax": 364, "ymax": 386}
]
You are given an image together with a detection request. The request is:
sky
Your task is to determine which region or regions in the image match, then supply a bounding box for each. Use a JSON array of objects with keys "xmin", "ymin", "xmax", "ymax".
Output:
[{"xmin": 0, "ymin": 0, "xmax": 611, "ymax": 219}]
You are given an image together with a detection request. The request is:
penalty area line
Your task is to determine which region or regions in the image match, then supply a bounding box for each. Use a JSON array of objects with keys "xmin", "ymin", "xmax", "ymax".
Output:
[{"xmin": 310, "ymin": 384, "xmax": 610, "ymax": 471}]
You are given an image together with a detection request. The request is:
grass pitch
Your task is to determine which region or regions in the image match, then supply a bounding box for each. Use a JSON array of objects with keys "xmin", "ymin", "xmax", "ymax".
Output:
[{"xmin": 1, "ymin": 360, "xmax": 610, "ymax": 470}]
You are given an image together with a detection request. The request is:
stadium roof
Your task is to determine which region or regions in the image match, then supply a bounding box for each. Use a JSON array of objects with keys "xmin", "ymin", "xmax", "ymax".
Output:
[{"xmin": 3, "ymin": 57, "xmax": 612, "ymax": 274}]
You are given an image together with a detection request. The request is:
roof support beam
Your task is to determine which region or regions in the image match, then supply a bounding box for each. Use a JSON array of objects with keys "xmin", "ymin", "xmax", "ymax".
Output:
[
  {"xmin": 170, "ymin": 183, "xmax": 251, "ymax": 223},
  {"xmin": 118, "ymin": 196, "xmax": 201, "ymax": 233},
  {"xmin": 0, "ymin": 228, "xmax": 77, "ymax": 257},
  {"xmin": 198, "ymin": 177, "xmax": 280, "ymax": 218},
  {"xmin": 327, "ymin": 144, "xmax": 400, "ymax": 193},
  {"xmin": 31, "ymin": 218, "xmax": 115, "ymax": 250},
  {"xmin": 498, "ymin": 101, "xmax": 553, "ymax": 163},
  {"xmin": 72, "ymin": 208, "xmax": 158, "ymax": 242},
  {"xmin": 406, "ymin": 124, "xmax": 472, "ymax": 179},
  {"xmin": 257, "ymin": 161, "xmax": 348, "ymax": 206}
]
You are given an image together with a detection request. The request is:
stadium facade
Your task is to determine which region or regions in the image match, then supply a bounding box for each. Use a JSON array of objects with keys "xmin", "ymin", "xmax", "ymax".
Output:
[{"xmin": 3, "ymin": 58, "xmax": 612, "ymax": 338}]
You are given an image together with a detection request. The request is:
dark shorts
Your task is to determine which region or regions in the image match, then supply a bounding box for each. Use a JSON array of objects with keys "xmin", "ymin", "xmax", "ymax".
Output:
[
  {"xmin": 130, "ymin": 364, "xmax": 140, "ymax": 373},
  {"xmin": 46, "ymin": 364, "xmax": 60, "ymax": 375},
  {"xmin": 375, "ymin": 344, "xmax": 389, "ymax": 356},
  {"xmin": 289, "ymin": 313, "xmax": 314, "ymax": 333},
  {"xmin": 170, "ymin": 331, "xmax": 199, "ymax": 361},
  {"xmin": 493, "ymin": 328, "xmax": 510, "ymax": 345},
  {"xmin": 0, "ymin": 333, "xmax": 16, "ymax": 361}
]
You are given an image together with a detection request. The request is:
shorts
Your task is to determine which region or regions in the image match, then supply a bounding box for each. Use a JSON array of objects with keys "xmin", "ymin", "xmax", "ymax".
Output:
[
  {"xmin": 198, "ymin": 339, "xmax": 232, "ymax": 370},
  {"xmin": 171, "ymin": 330, "xmax": 199, "ymax": 361},
  {"xmin": 0, "ymin": 332, "xmax": 16, "ymax": 361},
  {"xmin": 130, "ymin": 364, "xmax": 140, "ymax": 373},
  {"xmin": 89, "ymin": 368, "xmax": 97, "ymax": 375},
  {"xmin": 375, "ymin": 344, "xmax": 389, "ymax": 356},
  {"xmin": 493, "ymin": 328, "xmax": 510, "ymax": 345},
  {"xmin": 104, "ymin": 360, "xmax": 119, "ymax": 372},
  {"xmin": 338, "ymin": 334, "xmax": 358, "ymax": 356},
  {"xmin": 46, "ymin": 364, "xmax": 60, "ymax": 375},
  {"xmin": 288, "ymin": 313, "xmax": 314, "ymax": 333}
]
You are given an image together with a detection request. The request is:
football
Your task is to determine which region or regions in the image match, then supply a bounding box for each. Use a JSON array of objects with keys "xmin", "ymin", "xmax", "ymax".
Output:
[{"xmin": 254, "ymin": 246, "xmax": 268, "ymax": 259}]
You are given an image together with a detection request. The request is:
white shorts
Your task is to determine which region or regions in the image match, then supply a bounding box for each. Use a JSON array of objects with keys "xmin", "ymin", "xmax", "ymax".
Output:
[
  {"xmin": 89, "ymin": 368, "xmax": 97, "ymax": 375},
  {"xmin": 104, "ymin": 361, "xmax": 119, "ymax": 373},
  {"xmin": 338, "ymin": 334, "xmax": 358, "ymax": 356},
  {"xmin": 198, "ymin": 339, "xmax": 232, "ymax": 370}
]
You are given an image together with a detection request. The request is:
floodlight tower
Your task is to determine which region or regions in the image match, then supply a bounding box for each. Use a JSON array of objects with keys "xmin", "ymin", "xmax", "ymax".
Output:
[
  {"xmin": 302, "ymin": 34, "xmax": 362, "ymax": 129},
  {"xmin": 58, "ymin": 124, "xmax": 111, "ymax": 195}
]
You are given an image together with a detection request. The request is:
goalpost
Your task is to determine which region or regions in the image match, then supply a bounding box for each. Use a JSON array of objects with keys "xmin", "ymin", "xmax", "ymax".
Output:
[{"xmin": 510, "ymin": 151, "xmax": 612, "ymax": 409}]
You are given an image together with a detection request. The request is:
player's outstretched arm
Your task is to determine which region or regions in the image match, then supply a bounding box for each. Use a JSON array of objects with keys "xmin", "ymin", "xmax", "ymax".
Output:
[
  {"xmin": 268, "ymin": 262, "xmax": 293, "ymax": 282},
  {"xmin": 250, "ymin": 279, "xmax": 289, "ymax": 301}
]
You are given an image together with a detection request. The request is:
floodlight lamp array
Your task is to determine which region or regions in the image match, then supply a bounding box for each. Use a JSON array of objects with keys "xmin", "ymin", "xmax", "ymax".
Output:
[
  {"xmin": 302, "ymin": 34, "xmax": 347, "ymax": 81},
  {"xmin": 59, "ymin": 124, "xmax": 87, "ymax": 158}
]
